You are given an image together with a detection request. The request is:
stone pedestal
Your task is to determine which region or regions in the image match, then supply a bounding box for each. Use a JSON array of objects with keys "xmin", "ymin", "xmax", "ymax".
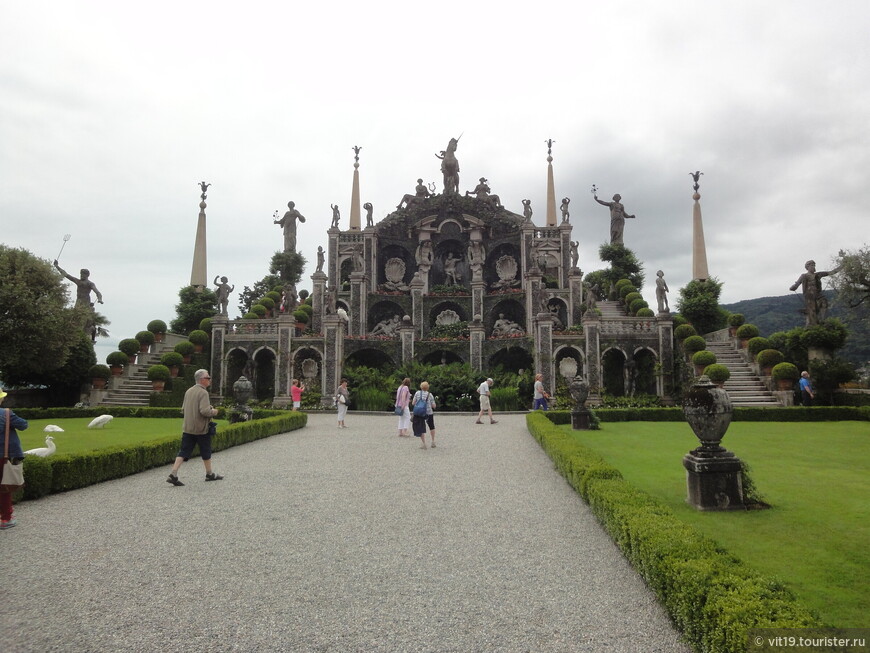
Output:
[
  {"xmin": 683, "ymin": 450, "xmax": 744, "ymax": 511},
  {"xmin": 571, "ymin": 408, "xmax": 591, "ymax": 430}
]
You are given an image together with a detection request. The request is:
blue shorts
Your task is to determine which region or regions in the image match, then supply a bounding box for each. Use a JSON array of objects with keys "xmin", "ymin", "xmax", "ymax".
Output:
[{"xmin": 177, "ymin": 432, "xmax": 213, "ymax": 461}]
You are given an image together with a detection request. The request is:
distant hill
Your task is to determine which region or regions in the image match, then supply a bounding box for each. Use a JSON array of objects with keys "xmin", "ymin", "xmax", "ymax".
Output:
[{"xmin": 721, "ymin": 291, "xmax": 870, "ymax": 366}]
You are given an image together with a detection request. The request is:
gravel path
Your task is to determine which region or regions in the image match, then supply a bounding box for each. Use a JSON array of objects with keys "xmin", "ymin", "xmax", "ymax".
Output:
[{"xmin": 2, "ymin": 412, "xmax": 689, "ymax": 652}]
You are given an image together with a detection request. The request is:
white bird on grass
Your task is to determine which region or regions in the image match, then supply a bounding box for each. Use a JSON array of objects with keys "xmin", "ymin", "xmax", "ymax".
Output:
[
  {"xmin": 88, "ymin": 414, "xmax": 114, "ymax": 429},
  {"xmin": 43, "ymin": 424, "xmax": 64, "ymax": 432},
  {"xmin": 24, "ymin": 435, "xmax": 56, "ymax": 457}
]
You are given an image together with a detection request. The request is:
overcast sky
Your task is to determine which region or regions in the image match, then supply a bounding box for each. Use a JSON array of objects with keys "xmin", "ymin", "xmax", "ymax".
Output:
[{"xmin": 2, "ymin": 1, "xmax": 868, "ymax": 361}]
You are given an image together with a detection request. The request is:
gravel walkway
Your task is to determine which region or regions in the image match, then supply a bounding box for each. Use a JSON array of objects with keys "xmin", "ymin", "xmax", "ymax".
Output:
[{"xmin": 2, "ymin": 412, "xmax": 689, "ymax": 652}]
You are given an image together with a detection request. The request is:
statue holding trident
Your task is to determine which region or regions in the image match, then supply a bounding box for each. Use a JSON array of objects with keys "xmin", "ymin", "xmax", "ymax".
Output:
[
  {"xmin": 274, "ymin": 201, "xmax": 307, "ymax": 253},
  {"xmin": 594, "ymin": 191, "xmax": 636, "ymax": 245},
  {"xmin": 435, "ymin": 135, "xmax": 461, "ymax": 195}
]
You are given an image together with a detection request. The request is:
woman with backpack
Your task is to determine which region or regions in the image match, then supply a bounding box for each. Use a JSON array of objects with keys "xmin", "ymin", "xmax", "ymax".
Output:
[{"xmin": 410, "ymin": 381, "xmax": 437, "ymax": 449}]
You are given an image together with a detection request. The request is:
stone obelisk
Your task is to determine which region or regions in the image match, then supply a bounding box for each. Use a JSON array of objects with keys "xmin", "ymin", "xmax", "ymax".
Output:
[
  {"xmin": 545, "ymin": 138, "xmax": 557, "ymax": 227},
  {"xmin": 349, "ymin": 145, "xmax": 362, "ymax": 231},
  {"xmin": 190, "ymin": 182, "xmax": 209, "ymax": 292},
  {"xmin": 691, "ymin": 172, "xmax": 709, "ymax": 282}
]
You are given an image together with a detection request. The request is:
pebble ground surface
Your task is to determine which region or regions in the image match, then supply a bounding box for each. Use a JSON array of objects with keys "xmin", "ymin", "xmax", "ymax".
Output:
[{"xmin": 2, "ymin": 412, "xmax": 689, "ymax": 652}]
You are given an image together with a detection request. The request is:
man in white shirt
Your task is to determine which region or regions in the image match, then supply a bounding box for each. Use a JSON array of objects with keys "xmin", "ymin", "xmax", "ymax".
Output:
[{"xmin": 475, "ymin": 378, "xmax": 498, "ymax": 425}]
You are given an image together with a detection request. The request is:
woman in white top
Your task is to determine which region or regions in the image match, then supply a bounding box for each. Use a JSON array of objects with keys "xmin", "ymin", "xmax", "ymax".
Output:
[{"xmin": 395, "ymin": 377, "xmax": 411, "ymax": 437}]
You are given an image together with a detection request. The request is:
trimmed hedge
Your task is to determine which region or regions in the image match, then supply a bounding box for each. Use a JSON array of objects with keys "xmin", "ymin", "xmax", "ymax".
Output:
[
  {"xmin": 674, "ymin": 324, "xmax": 698, "ymax": 340},
  {"xmin": 527, "ymin": 412, "xmax": 822, "ymax": 651},
  {"xmin": 544, "ymin": 407, "xmax": 869, "ymax": 422},
  {"xmin": 16, "ymin": 409, "xmax": 306, "ymax": 500}
]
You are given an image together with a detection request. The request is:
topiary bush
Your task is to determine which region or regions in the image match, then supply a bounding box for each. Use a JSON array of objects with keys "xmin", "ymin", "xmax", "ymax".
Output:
[
  {"xmin": 160, "ymin": 351, "xmax": 184, "ymax": 368},
  {"xmin": 198, "ymin": 317, "xmax": 212, "ymax": 333},
  {"xmin": 629, "ymin": 298, "xmax": 649, "ymax": 315},
  {"xmin": 704, "ymin": 363, "xmax": 731, "ymax": 385},
  {"xmin": 174, "ymin": 341, "xmax": 195, "ymax": 356},
  {"xmin": 671, "ymin": 314, "xmax": 688, "ymax": 328},
  {"xmin": 619, "ymin": 284, "xmax": 637, "ymax": 300},
  {"xmin": 674, "ymin": 324, "xmax": 698, "ymax": 340},
  {"xmin": 735, "ymin": 324, "xmax": 760, "ymax": 340},
  {"xmin": 728, "ymin": 313, "xmax": 745, "ymax": 327},
  {"xmin": 682, "ymin": 335, "xmax": 707, "ymax": 354},
  {"xmin": 292, "ymin": 309, "xmax": 309, "ymax": 324},
  {"xmin": 250, "ymin": 304, "xmax": 267, "ymax": 318},
  {"xmin": 756, "ymin": 349, "xmax": 785, "ymax": 369},
  {"xmin": 800, "ymin": 319, "xmax": 849, "ymax": 351},
  {"xmin": 135, "ymin": 330, "xmax": 155, "ymax": 346},
  {"xmin": 692, "ymin": 350, "xmax": 717, "ymax": 367},
  {"xmin": 188, "ymin": 330, "xmax": 209, "ymax": 346},
  {"xmin": 147, "ymin": 364, "xmax": 171, "ymax": 382},
  {"xmin": 772, "ymin": 362, "xmax": 799, "ymax": 382},
  {"xmin": 624, "ymin": 291, "xmax": 642, "ymax": 305},
  {"xmin": 747, "ymin": 336, "xmax": 771, "ymax": 357},
  {"xmin": 106, "ymin": 351, "xmax": 128, "ymax": 367},
  {"xmin": 118, "ymin": 338, "xmax": 141, "ymax": 357},
  {"xmin": 636, "ymin": 307, "xmax": 655, "ymax": 317},
  {"xmin": 88, "ymin": 364, "xmax": 111, "ymax": 380},
  {"xmin": 243, "ymin": 312, "xmax": 259, "ymax": 320},
  {"xmin": 147, "ymin": 319, "xmax": 167, "ymax": 334},
  {"xmin": 260, "ymin": 297, "xmax": 275, "ymax": 311}
]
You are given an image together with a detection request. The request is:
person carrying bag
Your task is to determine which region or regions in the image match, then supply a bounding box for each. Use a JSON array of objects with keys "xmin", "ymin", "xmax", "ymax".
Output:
[{"xmin": 1, "ymin": 390, "xmax": 29, "ymax": 530}]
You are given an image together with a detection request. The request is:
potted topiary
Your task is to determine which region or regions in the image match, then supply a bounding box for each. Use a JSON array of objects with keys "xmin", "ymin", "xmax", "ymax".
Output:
[
  {"xmin": 250, "ymin": 304, "xmax": 267, "ymax": 318},
  {"xmin": 89, "ymin": 364, "xmax": 111, "ymax": 389},
  {"xmin": 106, "ymin": 351, "xmax": 128, "ymax": 375},
  {"xmin": 147, "ymin": 364, "xmax": 171, "ymax": 391},
  {"xmin": 118, "ymin": 338, "xmax": 141, "ymax": 364},
  {"xmin": 135, "ymin": 330, "xmax": 155, "ymax": 353},
  {"xmin": 199, "ymin": 317, "xmax": 213, "ymax": 333},
  {"xmin": 624, "ymin": 291, "xmax": 642, "ymax": 306},
  {"xmin": 692, "ymin": 350, "xmax": 717, "ymax": 376},
  {"xmin": 727, "ymin": 313, "xmax": 745, "ymax": 337},
  {"xmin": 683, "ymin": 335, "xmax": 707, "ymax": 355},
  {"xmin": 747, "ymin": 336, "xmax": 772, "ymax": 358},
  {"xmin": 735, "ymin": 324, "xmax": 760, "ymax": 348},
  {"xmin": 147, "ymin": 319, "xmax": 167, "ymax": 343},
  {"xmin": 293, "ymin": 308, "xmax": 309, "ymax": 335},
  {"xmin": 298, "ymin": 289, "xmax": 310, "ymax": 302},
  {"xmin": 674, "ymin": 324, "xmax": 698, "ymax": 340},
  {"xmin": 188, "ymin": 329, "xmax": 209, "ymax": 353},
  {"xmin": 160, "ymin": 351, "xmax": 184, "ymax": 377},
  {"xmin": 260, "ymin": 297, "xmax": 276, "ymax": 317},
  {"xmin": 771, "ymin": 362, "xmax": 800, "ymax": 391},
  {"xmin": 174, "ymin": 340, "xmax": 195, "ymax": 363},
  {"xmin": 636, "ymin": 307, "xmax": 655, "ymax": 318},
  {"xmin": 756, "ymin": 349, "xmax": 785, "ymax": 377},
  {"xmin": 629, "ymin": 298, "xmax": 648, "ymax": 315},
  {"xmin": 704, "ymin": 363, "xmax": 731, "ymax": 387}
]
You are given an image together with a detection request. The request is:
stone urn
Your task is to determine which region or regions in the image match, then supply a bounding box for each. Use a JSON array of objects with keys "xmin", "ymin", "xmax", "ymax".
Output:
[
  {"xmin": 568, "ymin": 375, "xmax": 591, "ymax": 430},
  {"xmin": 230, "ymin": 375, "xmax": 254, "ymax": 424},
  {"xmin": 683, "ymin": 375, "xmax": 732, "ymax": 454}
]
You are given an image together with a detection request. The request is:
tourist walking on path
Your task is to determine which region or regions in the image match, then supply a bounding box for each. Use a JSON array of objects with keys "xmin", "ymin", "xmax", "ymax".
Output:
[
  {"xmin": 167, "ymin": 369, "xmax": 222, "ymax": 486},
  {"xmin": 290, "ymin": 379, "xmax": 305, "ymax": 411},
  {"xmin": 475, "ymin": 378, "xmax": 498, "ymax": 424},
  {"xmin": 533, "ymin": 373, "xmax": 550, "ymax": 411},
  {"xmin": 395, "ymin": 377, "xmax": 411, "ymax": 437},
  {"xmin": 799, "ymin": 371, "xmax": 815, "ymax": 406},
  {"xmin": 411, "ymin": 381, "xmax": 437, "ymax": 449},
  {"xmin": 0, "ymin": 389, "xmax": 27, "ymax": 530},
  {"xmin": 336, "ymin": 379, "xmax": 350, "ymax": 428}
]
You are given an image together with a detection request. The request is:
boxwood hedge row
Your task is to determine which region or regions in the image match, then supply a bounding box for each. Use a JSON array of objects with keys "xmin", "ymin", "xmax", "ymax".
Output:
[
  {"xmin": 526, "ymin": 412, "xmax": 822, "ymax": 652},
  {"xmin": 16, "ymin": 409, "xmax": 306, "ymax": 501},
  {"xmin": 544, "ymin": 406, "xmax": 869, "ymax": 424}
]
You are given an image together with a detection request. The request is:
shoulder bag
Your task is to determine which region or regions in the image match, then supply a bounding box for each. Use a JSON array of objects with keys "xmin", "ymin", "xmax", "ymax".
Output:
[{"xmin": 1, "ymin": 409, "xmax": 25, "ymax": 493}]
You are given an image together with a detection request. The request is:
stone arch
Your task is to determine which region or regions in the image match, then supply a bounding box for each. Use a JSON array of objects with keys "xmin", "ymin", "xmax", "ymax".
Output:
[
  {"xmin": 546, "ymin": 297, "xmax": 568, "ymax": 330},
  {"xmin": 431, "ymin": 237, "xmax": 467, "ymax": 287},
  {"xmin": 421, "ymin": 349, "xmax": 466, "ymax": 366},
  {"xmin": 487, "ymin": 298, "xmax": 525, "ymax": 336},
  {"xmin": 377, "ymin": 243, "xmax": 414, "ymax": 287},
  {"xmin": 368, "ymin": 300, "xmax": 405, "ymax": 333},
  {"xmin": 554, "ymin": 345, "xmax": 585, "ymax": 380},
  {"xmin": 601, "ymin": 347, "xmax": 627, "ymax": 396},
  {"xmin": 345, "ymin": 348, "xmax": 397, "ymax": 370},
  {"xmin": 225, "ymin": 346, "xmax": 249, "ymax": 393},
  {"xmin": 251, "ymin": 346, "xmax": 277, "ymax": 401},
  {"xmin": 427, "ymin": 300, "xmax": 468, "ymax": 330},
  {"xmin": 292, "ymin": 346, "xmax": 323, "ymax": 395},
  {"xmin": 631, "ymin": 346, "xmax": 658, "ymax": 395},
  {"xmin": 488, "ymin": 344, "xmax": 533, "ymax": 373},
  {"xmin": 487, "ymin": 242, "xmax": 522, "ymax": 288}
]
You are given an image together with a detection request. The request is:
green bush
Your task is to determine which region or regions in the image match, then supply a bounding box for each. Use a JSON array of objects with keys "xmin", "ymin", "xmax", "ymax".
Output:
[
  {"xmin": 674, "ymin": 324, "xmax": 697, "ymax": 340},
  {"xmin": 615, "ymin": 279, "xmax": 633, "ymax": 293},
  {"xmin": 704, "ymin": 363, "xmax": 731, "ymax": 384},
  {"xmin": 106, "ymin": 351, "xmax": 128, "ymax": 367},
  {"xmin": 682, "ymin": 335, "xmax": 707, "ymax": 354},
  {"xmin": 174, "ymin": 341, "xmax": 195, "ymax": 356},
  {"xmin": 118, "ymin": 338, "xmax": 141, "ymax": 356},
  {"xmin": 147, "ymin": 364, "xmax": 171, "ymax": 381},
  {"xmin": 746, "ymin": 337, "xmax": 771, "ymax": 357},
  {"xmin": 198, "ymin": 318, "xmax": 212, "ymax": 333},
  {"xmin": 250, "ymin": 304, "xmax": 267, "ymax": 318},
  {"xmin": 756, "ymin": 349, "xmax": 784, "ymax": 369},
  {"xmin": 772, "ymin": 362, "xmax": 799, "ymax": 381},
  {"xmin": 88, "ymin": 364, "xmax": 111, "ymax": 380},
  {"xmin": 259, "ymin": 297, "xmax": 275, "ymax": 310},
  {"xmin": 727, "ymin": 313, "xmax": 745, "ymax": 327},
  {"xmin": 636, "ymin": 308, "xmax": 655, "ymax": 317},
  {"xmin": 292, "ymin": 309, "xmax": 309, "ymax": 323},
  {"xmin": 429, "ymin": 321, "xmax": 470, "ymax": 339},
  {"xmin": 527, "ymin": 412, "xmax": 823, "ymax": 651},
  {"xmin": 692, "ymin": 350, "xmax": 717, "ymax": 367},
  {"xmin": 671, "ymin": 314, "xmax": 688, "ymax": 328},
  {"xmin": 243, "ymin": 312, "xmax": 259, "ymax": 320},
  {"xmin": 735, "ymin": 324, "xmax": 760, "ymax": 340},
  {"xmin": 147, "ymin": 319, "xmax": 167, "ymax": 334},
  {"xmin": 800, "ymin": 319, "xmax": 849, "ymax": 351},
  {"xmin": 619, "ymin": 284, "xmax": 637, "ymax": 300},
  {"xmin": 629, "ymin": 298, "xmax": 649, "ymax": 315},
  {"xmin": 298, "ymin": 303, "xmax": 313, "ymax": 316},
  {"xmin": 188, "ymin": 329, "xmax": 209, "ymax": 346},
  {"xmin": 490, "ymin": 386, "xmax": 521, "ymax": 411},
  {"xmin": 160, "ymin": 351, "xmax": 184, "ymax": 367},
  {"xmin": 266, "ymin": 290, "xmax": 282, "ymax": 303},
  {"xmin": 135, "ymin": 330, "xmax": 155, "ymax": 346},
  {"xmin": 624, "ymin": 292, "xmax": 642, "ymax": 305},
  {"xmin": 353, "ymin": 385, "xmax": 393, "ymax": 411}
]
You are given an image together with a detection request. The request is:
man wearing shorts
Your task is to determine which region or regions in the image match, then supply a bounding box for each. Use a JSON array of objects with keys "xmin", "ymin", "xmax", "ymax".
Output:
[
  {"xmin": 475, "ymin": 378, "xmax": 498, "ymax": 425},
  {"xmin": 167, "ymin": 369, "xmax": 222, "ymax": 486}
]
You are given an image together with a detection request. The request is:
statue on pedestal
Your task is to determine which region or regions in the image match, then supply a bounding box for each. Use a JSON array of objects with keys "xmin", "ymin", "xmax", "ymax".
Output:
[
  {"xmin": 330, "ymin": 204, "xmax": 341, "ymax": 229},
  {"xmin": 656, "ymin": 270, "xmax": 670, "ymax": 313},
  {"xmin": 316, "ymin": 246, "xmax": 325, "ymax": 273},
  {"xmin": 465, "ymin": 177, "xmax": 502, "ymax": 208},
  {"xmin": 435, "ymin": 136, "xmax": 460, "ymax": 195},
  {"xmin": 213, "ymin": 275, "xmax": 234, "ymax": 316},
  {"xmin": 397, "ymin": 179, "xmax": 432, "ymax": 211},
  {"xmin": 789, "ymin": 259, "xmax": 840, "ymax": 326},
  {"xmin": 560, "ymin": 197, "xmax": 571, "ymax": 223},
  {"xmin": 274, "ymin": 202, "xmax": 306, "ymax": 253},
  {"xmin": 54, "ymin": 261, "xmax": 103, "ymax": 309},
  {"xmin": 594, "ymin": 193, "xmax": 636, "ymax": 245},
  {"xmin": 363, "ymin": 202, "xmax": 374, "ymax": 227}
]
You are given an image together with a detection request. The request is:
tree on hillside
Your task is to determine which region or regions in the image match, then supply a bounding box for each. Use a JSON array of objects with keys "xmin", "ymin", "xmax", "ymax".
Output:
[
  {"xmin": 171, "ymin": 286, "xmax": 217, "ymax": 335},
  {"xmin": 831, "ymin": 246, "xmax": 870, "ymax": 309},
  {"xmin": 0, "ymin": 245, "xmax": 89, "ymax": 387},
  {"xmin": 676, "ymin": 278, "xmax": 729, "ymax": 335}
]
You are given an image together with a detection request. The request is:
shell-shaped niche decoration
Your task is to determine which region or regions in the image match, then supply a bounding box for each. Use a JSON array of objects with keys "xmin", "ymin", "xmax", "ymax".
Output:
[
  {"xmin": 385, "ymin": 258, "xmax": 406, "ymax": 284},
  {"xmin": 491, "ymin": 255, "xmax": 520, "ymax": 289},
  {"xmin": 301, "ymin": 358, "xmax": 319, "ymax": 380},
  {"xmin": 435, "ymin": 310, "xmax": 461, "ymax": 325},
  {"xmin": 559, "ymin": 356, "xmax": 579, "ymax": 379}
]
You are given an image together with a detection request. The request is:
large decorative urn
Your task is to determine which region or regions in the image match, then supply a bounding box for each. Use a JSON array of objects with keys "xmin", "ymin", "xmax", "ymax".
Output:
[
  {"xmin": 230, "ymin": 375, "xmax": 254, "ymax": 423},
  {"xmin": 683, "ymin": 375, "xmax": 732, "ymax": 455},
  {"xmin": 569, "ymin": 375, "xmax": 592, "ymax": 430}
]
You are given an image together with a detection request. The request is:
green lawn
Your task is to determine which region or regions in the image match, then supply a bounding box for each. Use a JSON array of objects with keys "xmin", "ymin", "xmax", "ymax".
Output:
[
  {"xmin": 566, "ymin": 421, "xmax": 870, "ymax": 627},
  {"xmin": 19, "ymin": 418, "xmax": 230, "ymax": 455}
]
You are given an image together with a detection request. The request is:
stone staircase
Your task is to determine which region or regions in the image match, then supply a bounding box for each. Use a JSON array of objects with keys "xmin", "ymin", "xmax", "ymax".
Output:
[
  {"xmin": 596, "ymin": 300, "xmax": 627, "ymax": 318},
  {"xmin": 704, "ymin": 339, "xmax": 780, "ymax": 407},
  {"xmin": 97, "ymin": 342, "xmax": 179, "ymax": 407}
]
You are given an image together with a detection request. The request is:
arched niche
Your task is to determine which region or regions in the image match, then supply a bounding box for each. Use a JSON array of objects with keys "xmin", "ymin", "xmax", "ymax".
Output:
[
  {"xmin": 345, "ymin": 348, "xmax": 397, "ymax": 371},
  {"xmin": 427, "ymin": 300, "xmax": 468, "ymax": 329},
  {"xmin": 368, "ymin": 300, "xmax": 405, "ymax": 332},
  {"xmin": 421, "ymin": 350, "xmax": 466, "ymax": 366},
  {"xmin": 488, "ymin": 345, "xmax": 533, "ymax": 373},
  {"xmin": 487, "ymin": 298, "xmax": 525, "ymax": 335}
]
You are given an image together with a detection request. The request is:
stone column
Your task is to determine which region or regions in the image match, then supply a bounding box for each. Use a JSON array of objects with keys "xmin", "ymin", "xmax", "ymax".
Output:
[
  {"xmin": 398, "ymin": 317, "xmax": 415, "ymax": 363},
  {"xmin": 272, "ymin": 320, "xmax": 294, "ymax": 408},
  {"xmin": 469, "ymin": 317, "xmax": 485, "ymax": 371},
  {"xmin": 583, "ymin": 312, "xmax": 602, "ymax": 405},
  {"xmin": 657, "ymin": 314, "xmax": 675, "ymax": 405},
  {"xmin": 311, "ymin": 270, "xmax": 327, "ymax": 333},
  {"xmin": 471, "ymin": 280, "xmax": 485, "ymax": 323},
  {"xmin": 525, "ymin": 267, "xmax": 543, "ymax": 335},
  {"xmin": 322, "ymin": 314, "xmax": 344, "ymax": 407},
  {"xmin": 568, "ymin": 268, "xmax": 583, "ymax": 327},
  {"xmin": 410, "ymin": 272, "xmax": 425, "ymax": 340},
  {"xmin": 210, "ymin": 315, "xmax": 227, "ymax": 397},
  {"xmin": 536, "ymin": 313, "xmax": 555, "ymax": 394},
  {"xmin": 349, "ymin": 271, "xmax": 367, "ymax": 337},
  {"xmin": 559, "ymin": 222, "xmax": 572, "ymax": 288}
]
